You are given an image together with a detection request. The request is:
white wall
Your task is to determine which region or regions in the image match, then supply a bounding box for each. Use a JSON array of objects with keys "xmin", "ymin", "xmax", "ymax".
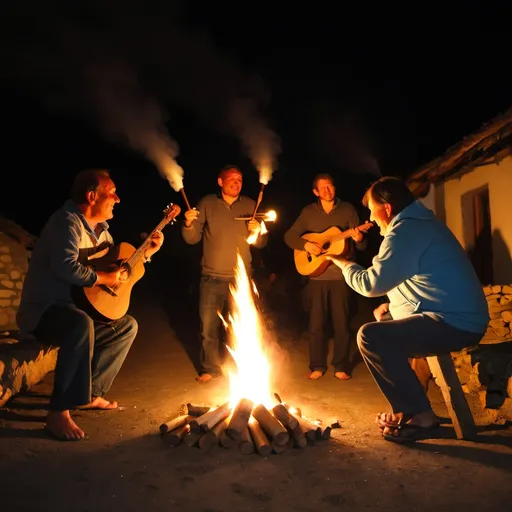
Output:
[{"xmin": 442, "ymin": 155, "xmax": 512, "ymax": 283}]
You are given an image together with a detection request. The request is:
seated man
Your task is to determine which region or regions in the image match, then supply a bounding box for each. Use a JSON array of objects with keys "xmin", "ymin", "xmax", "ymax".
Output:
[{"xmin": 328, "ymin": 176, "xmax": 489, "ymax": 443}]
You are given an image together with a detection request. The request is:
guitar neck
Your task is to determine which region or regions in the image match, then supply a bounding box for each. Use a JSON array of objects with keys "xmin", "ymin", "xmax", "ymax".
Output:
[
  {"xmin": 330, "ymin": 222, "xmax": 373, "ymax": 243},
  {"xmin": 126, "ymin": 217, "xmax": 171, "ymax": 267}
]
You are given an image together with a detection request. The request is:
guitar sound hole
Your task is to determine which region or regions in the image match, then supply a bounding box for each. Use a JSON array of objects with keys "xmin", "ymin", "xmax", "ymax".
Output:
[{"xmin": 322, "ymin": 241, "xmax": 330, "ymax": 250}]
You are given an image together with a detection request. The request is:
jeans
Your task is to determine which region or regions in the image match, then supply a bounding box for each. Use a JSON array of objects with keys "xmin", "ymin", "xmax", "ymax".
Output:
[
  {"xmin": 198, "ymin": 275, "xmax": 232, "ymax": 376},
  {"xmin": 306, "ymin": 279, "xmax": 351, "ymax": 373},
  {"xmin": 357, "ymin": 314, "xmax": 483, "ymax": 416},
  {"xmin": 34, "ymin": 303, "xmax": 138, "ymax": 410}
]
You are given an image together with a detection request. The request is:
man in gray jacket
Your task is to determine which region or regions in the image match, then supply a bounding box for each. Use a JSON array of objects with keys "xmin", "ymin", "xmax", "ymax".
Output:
[
  {"xmin": 181, "ymin": 165, "xmax": 267, "ymax": 382},
  {"xmin": 284, "ymin": 173, "xmax": 368, "ymax": 381}
]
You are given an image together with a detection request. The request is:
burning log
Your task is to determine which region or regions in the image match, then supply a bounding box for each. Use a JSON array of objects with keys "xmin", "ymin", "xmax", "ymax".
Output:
[
  {"xmin": 166, "ymin": 423, "xmax": 191, "ymax": 447},
  {"xmin": 183, "ymin": 429, "xmax": 202, "ymax": 447},
  {"xmin": 288, "ymin": 424, "xmax": 307, "ymax": 448},
  {"xmin": 252, "ymin": 403, "xmax": 289, "ymax": 446},
  {"xmin": 271, "ymin": 403, "xmax": 299, "ymax": 430},
  {"xmin": 214, "ymin": 415, "xmax": 236, "ymax": 448},
  {"xmin": 198, "ymin": 430, "xmax": 218, "ymax": 451},
  {"xmin": 248, "ymin": 418, "xmax": 272, "ymax": 456},
  {"xmin": 159, "ymin": 414, "xmax": 193, "ymax": 434},
  {"xmin": 225, "ymin": 398, "xmax": 254, "ymax": 441},
  {"xmin": 239, "ymin": 426, "xmax": 255, "ymax": 455},
  {"xmin": 189, "ymin": 402, "xmax": 231, "ymax": 434},
  {"xmin": 186, "ymin": 403, "xmax": 211, "ymax": 417},
  {"xmin": 318, "ymin": 425, "xmax": 332, "ymax": 440},
  {"xmin": 272, "ymin": 436, "xmax": 294, "ymax": 454},
  {"xmin": 283, "ymin": 404, "xmax": 302, "ymax": 418},
  {"xmin": 294, "ymin": 415, "xmax": 321, "ymax": 442}
]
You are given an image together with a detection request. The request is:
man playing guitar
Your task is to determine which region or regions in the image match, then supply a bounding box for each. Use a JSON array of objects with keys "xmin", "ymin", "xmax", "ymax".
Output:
[{"xmin": 284, "ymin": 173, "xmax": 370, "ymax": 381}]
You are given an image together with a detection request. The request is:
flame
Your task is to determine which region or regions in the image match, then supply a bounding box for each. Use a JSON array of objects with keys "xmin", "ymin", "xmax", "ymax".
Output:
[
  {"xmin": 263, "ymin": 210, "xmax": 277, "ymax": 222},
  {"xmin": 223, "ymin": 253, "xmax": 273, "ymax": 409}
]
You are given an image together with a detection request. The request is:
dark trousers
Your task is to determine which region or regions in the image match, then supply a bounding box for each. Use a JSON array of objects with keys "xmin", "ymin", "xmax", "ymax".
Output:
[
  {"xmin": 357, "ymin": 314, "xmax": 484, "ymax": 416},
  {"xmin": 198, "ymin": 275, "xmax": 232, "ymax": 376},
  {"xmin": 34, "ymin": 303, "xmax": 138, "ymax": 411},
  {"xmin": 307, "ymin": 279, "xmax": 351, "ymax": 373}
]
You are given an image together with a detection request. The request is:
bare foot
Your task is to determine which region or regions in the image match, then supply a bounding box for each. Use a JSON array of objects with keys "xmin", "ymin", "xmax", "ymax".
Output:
[
  {"xmin": 46, "ymin": 410, "xmax": 85, "ymax": 441},
  {"xmin": 195, "ymin": 373, "xmax": 213, "ymax": 383},
  {"xmin": 77, "ymin": 396, "xmax": 118, "ymax": 410},
  {"xmin": 334, "ymin": 371, "xmax": 351, "ymax": 380},
  {"xmin": 308, "ymin": 371, "xmax": 324, "ymax": 380}
]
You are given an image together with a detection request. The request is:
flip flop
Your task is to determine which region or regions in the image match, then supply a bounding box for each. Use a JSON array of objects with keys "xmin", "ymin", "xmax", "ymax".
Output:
[{"xmin": 383, "ymin": 422, "xmax": 440, "ymax": 444}]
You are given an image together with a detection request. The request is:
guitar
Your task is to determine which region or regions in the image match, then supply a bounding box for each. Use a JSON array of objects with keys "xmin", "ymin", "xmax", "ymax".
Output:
[
  {"xmin": 73, "ymin": 203, "xmax": 181, "ymax": 322},
  {"xmin": 294, "ymin": 221, "xmax": 374, "ymax": 277}
]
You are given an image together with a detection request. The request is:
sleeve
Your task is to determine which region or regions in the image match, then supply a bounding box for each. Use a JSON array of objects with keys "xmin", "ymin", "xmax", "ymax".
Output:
[
  {"xmin": 181, "ymin": 197, "xmax": 207, "ymax": 245},
  {"xmin": 283, "ymin": 207, "xmax": 309, "ymax": 250},
  {"xmin": 341, "ymin": 225, "xmax": 421, "ymax": 297},
  {"xmin": 46, "ymin": 213, "xmax": 98, "ymax": 287}
]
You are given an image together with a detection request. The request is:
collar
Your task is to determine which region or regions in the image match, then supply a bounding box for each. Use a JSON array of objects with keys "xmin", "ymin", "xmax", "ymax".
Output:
[{"xmin": 65, "ymin": 199, "xmax": 109, "ymax": 242}]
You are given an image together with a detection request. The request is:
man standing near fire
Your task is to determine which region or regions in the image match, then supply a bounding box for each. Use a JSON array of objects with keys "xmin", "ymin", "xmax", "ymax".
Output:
[
  {"xmin": 181, "ymin": 165, "xmax": 268, "ymax": 383},
  {"xmin": 284, "ymin": 173, "xmax": 368, "ymax": 381}
]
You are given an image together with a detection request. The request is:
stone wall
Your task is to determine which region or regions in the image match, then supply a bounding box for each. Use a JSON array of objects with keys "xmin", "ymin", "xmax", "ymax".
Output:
[
  {"xmin": 450, "ymin": 284, "xmax": 512, "ymax": 426},
  {"xmin": 0, "ymin": 217, "xmax": 58, "ymax": 407}
]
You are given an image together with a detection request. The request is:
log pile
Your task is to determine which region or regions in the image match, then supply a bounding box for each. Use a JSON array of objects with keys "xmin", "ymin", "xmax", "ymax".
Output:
[
  {"xmin": 433, "ymin": 284, "xmax": 512, "ymax": 426},
  {"xmin": 482, "ymin": 284, "xmax": 512, "ymax": 343},
  {"xmin": 159, "ymin": 400, "xmax": 336, "ymax": 455}
]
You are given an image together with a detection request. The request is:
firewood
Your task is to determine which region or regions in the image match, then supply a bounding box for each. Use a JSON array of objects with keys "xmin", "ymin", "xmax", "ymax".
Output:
[
  {"xmin": 288, "ymin": 424, "xmax": 307, "ymax": 448},
  {"xmin": 183, "ymin": 429, "xmax": 202, "ymax": 447},
  {"xmin": 272, "ymin": 436, "xmax": 294, "ymax": 453},
  {"xmin": 317, "ymin": 425, "xmax": 332, "ymax": 440},
  {"xmin": 271, "ymin": 403, "xmax": 299, "ymax": 430},
  {"xmin": 159, "ymin": 414, "xmax": 193, "ymax": 434},
  {"xmin": 248, "ymin": 419, "xmax": 272, "ymax": 456},
  {"xmin": 165, "ymin": 423, "xmax": 190, "ymax": 447},
  {"xmin": 225, "ymin": 398, "xmax": 254, "ymax": 441},
  {"xmin": 189, "ymin": 402, "xmax": 231, "ymax": 434},
  {"xmin": 283, "ymin": 403, "xmax": 302, "ymax": 417},
  {"xmin": 294, "ymin": 415, "xmax": 321, "ymax": 442},
  {"xmin": 186, "ymin": 404, "xmax": 211, "ymax": 417},
  {"xmin": 252, "ymin": 404, "xmax": 289, "ymax": 446},
  {"xmin": 239, "ymin": 426, "xmax": 255, "ymax": 455}
]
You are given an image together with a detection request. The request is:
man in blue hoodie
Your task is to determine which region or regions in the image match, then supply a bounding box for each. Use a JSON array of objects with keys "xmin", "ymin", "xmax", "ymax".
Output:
[{"xmin": 328, "ymin": 176, "xmax": 489, "ymax": 443}]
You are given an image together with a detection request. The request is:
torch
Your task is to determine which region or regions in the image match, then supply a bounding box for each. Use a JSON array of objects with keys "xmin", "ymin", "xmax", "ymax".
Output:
[
  {"xmin": 179, "ymin": 187, "xmax": 192, "ymax": 211},
  {"xmin": 250, "ymin": 183, "xmax": 265, "ymax": 221}
]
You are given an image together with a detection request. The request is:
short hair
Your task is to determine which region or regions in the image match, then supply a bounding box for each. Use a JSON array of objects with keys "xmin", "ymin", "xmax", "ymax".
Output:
[
  {"xmin": 218, "ymin": 165, "xmax": 242, "ymax": 180},
  {"xmin": 70, "ymin": 169, "xmax": 111, "ymax": 204},
  {"xmin": 362, "ymin": 176, "xmax": 415, "ymax": 215},
  {"xmin": 312, "ymin": 173, "xmax": 335, "ymax": 190}
]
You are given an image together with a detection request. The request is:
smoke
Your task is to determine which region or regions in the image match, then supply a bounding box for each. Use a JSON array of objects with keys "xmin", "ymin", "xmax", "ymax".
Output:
[
  {"xmin": 86, "ymin": 63, "xmax": 185, "ymax": 191},
  {"xmin": 229, "ymin": 98, "xmax": 281, "ymax": 184},
  {"xmin": 0, "ymin": 1, "xmax": 281, "ymax": 187}
]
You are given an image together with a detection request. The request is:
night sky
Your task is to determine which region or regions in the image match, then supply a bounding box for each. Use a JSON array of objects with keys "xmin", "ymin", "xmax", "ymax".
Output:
[{"xmin": 1, "ymin": 0, "xmax": 509, "ymax": 246}]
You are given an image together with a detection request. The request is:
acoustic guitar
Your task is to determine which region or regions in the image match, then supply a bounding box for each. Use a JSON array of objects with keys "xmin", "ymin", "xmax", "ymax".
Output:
[
  {"xmin": 294, "ymin": 221, "xmax": 374, "ymax": 277},
  {"xmin": 73, "ymin": 203, "xmax": 181, "ymax": 322}
]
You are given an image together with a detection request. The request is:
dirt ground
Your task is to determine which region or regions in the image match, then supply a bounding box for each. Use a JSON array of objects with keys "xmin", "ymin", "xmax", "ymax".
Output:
[{"xmin": 1, "ymin": 277, "xmax": 511, "ymax": 512}]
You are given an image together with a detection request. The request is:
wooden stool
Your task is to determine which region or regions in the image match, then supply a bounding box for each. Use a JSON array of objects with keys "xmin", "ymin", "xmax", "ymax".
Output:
[{"xmin": 426, "ymin": 353, "xmax": 478, "ymax": 440}]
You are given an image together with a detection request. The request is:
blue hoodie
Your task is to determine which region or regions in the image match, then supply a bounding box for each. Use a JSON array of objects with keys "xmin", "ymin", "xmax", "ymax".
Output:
[{"xmin": 342, "ymin": 200, "xmax": 490, "ymax": 334}]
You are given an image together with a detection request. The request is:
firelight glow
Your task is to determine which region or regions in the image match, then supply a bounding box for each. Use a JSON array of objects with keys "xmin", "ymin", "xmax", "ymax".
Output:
[{"xmin": 222, "ymin": 253, "xmax": 273, "ymax": 409}]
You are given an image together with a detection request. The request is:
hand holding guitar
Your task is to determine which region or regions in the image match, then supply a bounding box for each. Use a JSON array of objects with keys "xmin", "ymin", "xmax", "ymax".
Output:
[
  {"xmin": 304, "ymin": 240, "xmax": 322, "ymax": 256},
  {"xmin": 143, "ymin": 230, "xmax": 164, "ymax": 260},
  {"xmin": 95, "ymin": 267, "xmax": 129, "ymax": 288}
]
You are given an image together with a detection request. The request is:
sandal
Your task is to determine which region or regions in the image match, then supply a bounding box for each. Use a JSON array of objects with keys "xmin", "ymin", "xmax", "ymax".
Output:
[{"xmin": 383, "ymin": 421, "xmax": 440, "ymax": 444}]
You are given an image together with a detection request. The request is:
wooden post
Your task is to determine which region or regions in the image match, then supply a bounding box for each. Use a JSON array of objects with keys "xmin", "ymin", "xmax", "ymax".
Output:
[{"xmin": 427, "ymin": 353, "xmax": 477, "ymax": 440}]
